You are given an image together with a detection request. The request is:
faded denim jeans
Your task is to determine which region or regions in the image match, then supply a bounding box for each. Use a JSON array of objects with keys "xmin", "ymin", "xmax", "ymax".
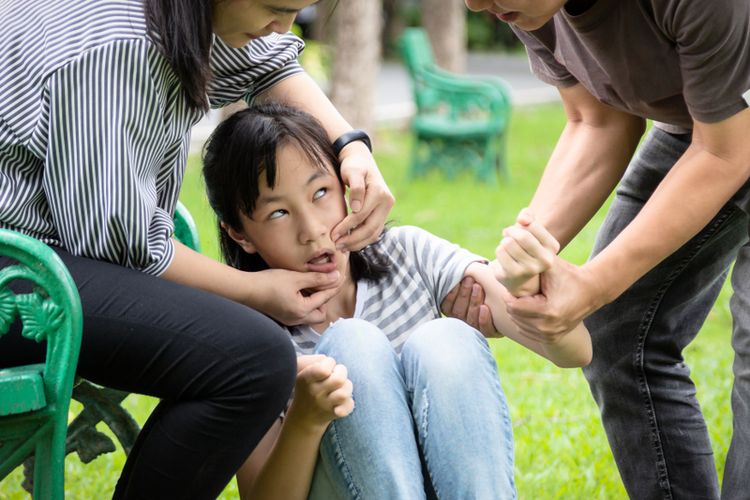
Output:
[
  {"xmin": 583, "ymin": 127, "xmax": 750, "ymax": 499},
  {"xmin": 307, "ymin": 318, "xmax": 516, "ymax": 500}
]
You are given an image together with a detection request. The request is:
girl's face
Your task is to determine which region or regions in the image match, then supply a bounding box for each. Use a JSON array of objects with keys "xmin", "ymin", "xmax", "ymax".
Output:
[
  {"xmin": 212, "ymin": 0, "xmax": 316, "ymax": 48},
  {"xmin": 226, "ymin": 143, "xmax": 350, "ymax": 281},
  {"xmin": 464, "ymin": 0, "xmax": 565, "ymax": 31}
]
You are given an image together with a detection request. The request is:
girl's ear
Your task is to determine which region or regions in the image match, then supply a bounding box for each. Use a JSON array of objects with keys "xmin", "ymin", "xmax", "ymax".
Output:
[{"xmin": 221, "ymin": 222, "xmax": 258, "ymax": 254}]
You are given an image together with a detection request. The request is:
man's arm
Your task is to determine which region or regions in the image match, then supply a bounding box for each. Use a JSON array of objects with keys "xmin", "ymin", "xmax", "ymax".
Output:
[
  {"xmin": 588, "ymin": 108, "xmax": 750, "ymax": 305},
  {"xmin": 530, "ymin": 84, "xmax": 646, "ymax": 247},
  {"xmin": 507, "ymin": 107, "xmax": 750, "ymax": 338}
]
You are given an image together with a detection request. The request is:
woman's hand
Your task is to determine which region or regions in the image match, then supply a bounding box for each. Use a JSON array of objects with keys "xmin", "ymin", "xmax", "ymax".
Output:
[
  {"xmin": 331, "ymin": 142, "xmax": 395, "ymax": 251},
  {"xmin": 250, "ymin": 268, "xmax": 344, "ymax": 326},
  {"xmin": 287, "ymin": 355, "xmax": 354, "ymax": 431}
]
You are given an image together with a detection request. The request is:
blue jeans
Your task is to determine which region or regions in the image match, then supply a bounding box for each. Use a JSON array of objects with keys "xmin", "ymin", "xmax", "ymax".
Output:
[
  {"xmin": 306, "ymin": 318, "xmax": 516, "ymax": 500},
  {"xmin": 583, "ymin": 127, "xmax": 750, "ymax": 499}
]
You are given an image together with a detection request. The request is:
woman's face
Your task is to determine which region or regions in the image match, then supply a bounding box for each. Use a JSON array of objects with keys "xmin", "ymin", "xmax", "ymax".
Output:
[
  {"xmin": 212, "ymin": 0, "xmax": 316, "ymax": 48},
  {"xmin": 464, "ymin": 0, "xmax": 566, "ymax": 31}
]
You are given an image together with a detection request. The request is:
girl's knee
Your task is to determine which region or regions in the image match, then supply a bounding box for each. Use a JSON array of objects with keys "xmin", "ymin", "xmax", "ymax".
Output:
[
  {"xmin": 403, "ymin": 318, "xmax": 491, "ymax": 372},
  {"xmin": 406, "ymin": 318, "xmax": 485, "ymax": 351},
  {"xmin": 316, "ymin": 318, "xmax": 396, "ymax": 373}
]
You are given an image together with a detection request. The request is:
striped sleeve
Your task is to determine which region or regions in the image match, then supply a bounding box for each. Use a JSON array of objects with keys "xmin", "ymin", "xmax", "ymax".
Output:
[
  {"xmin": 390, "ymin": 226, "xmax": 486, "ymax": 305},
  {"xmin": 44, "ymin": 39, "xmax": 178, "ymax": 274},
  {"xmin": 208, "ymin": 32, "xmax": 306, "ymax": 108}
]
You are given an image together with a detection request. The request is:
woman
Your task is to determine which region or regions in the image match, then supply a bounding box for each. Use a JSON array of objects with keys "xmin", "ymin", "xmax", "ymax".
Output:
[{"xmin": 0, "ymin": 0, "xmax": 393, "ymax": 498}]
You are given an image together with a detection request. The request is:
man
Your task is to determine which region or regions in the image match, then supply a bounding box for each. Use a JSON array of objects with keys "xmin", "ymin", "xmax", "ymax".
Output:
[{"xmin": 464, "ymin": 0, "xmax": 750, "ymax": 498}]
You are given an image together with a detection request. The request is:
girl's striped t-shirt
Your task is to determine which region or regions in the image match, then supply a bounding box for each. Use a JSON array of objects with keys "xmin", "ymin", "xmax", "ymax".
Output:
[
  {"xmin": 0, "ymin": 0, "xmax": 304, "ymax": 274},
  {"xmin": 288, "ymin": 226, "xmax": 486, "ymax": 355}
]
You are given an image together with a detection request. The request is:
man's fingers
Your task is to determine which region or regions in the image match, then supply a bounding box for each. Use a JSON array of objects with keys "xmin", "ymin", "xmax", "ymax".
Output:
[
  {"xmin": 450, "ymin": 277, "xmax": 474, "ymax": 318},
  {"xmin": 441, "ymin": 284, "xmax": 459, "ymax": 315},
  {"xmin": 478, "ymin": 304, "xmax": 502, "ymax": 337},
  {"xmin": 465, "ymin": 283, "xmax": 483, "ymax": 329}
]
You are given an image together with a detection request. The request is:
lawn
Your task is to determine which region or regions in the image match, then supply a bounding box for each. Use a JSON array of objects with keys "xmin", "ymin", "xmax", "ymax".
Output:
[{"xmin": 0, "ymin": 103, "xmax": 734, "ymax": 499}]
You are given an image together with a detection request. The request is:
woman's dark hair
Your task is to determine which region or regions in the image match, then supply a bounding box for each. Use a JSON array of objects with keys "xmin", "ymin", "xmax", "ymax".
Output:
[
  {"xmin": 202, "ymin": 103, "xmax": 389, "ymax": 282},
  {"xmin": 144, "ymin": 0, "xmax": 213, "ymax": 111}
]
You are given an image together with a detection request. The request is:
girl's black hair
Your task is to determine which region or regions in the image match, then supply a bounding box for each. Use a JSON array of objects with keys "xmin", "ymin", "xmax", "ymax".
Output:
[
  {"xmin": 144, "ymin": 0, "xmax": 213, "ymax": 111},
  {"xmin": 202, "ymin": 103, "xmax": 389, "ymax": 283}
]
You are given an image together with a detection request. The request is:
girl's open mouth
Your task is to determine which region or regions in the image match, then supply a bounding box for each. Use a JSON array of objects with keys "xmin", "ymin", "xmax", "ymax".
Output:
[{"xmin": 306, "ymin": 251, "xmax": 337, "ymax": 273}]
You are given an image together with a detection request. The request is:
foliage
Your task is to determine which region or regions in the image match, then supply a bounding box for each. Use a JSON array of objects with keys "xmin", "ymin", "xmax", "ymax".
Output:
[{"xmin": 0, "ymin": 104, "xmax": 733, "ymax": 499}]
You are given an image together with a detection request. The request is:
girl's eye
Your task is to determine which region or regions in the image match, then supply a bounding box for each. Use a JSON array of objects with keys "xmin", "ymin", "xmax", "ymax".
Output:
[
  {"xmin": 313, "ymin": 188, "xmax": 327, "ymax": 200},
  {"xmin": 269, "ymin": 209, "xmax": 287, "ymax": 220}
]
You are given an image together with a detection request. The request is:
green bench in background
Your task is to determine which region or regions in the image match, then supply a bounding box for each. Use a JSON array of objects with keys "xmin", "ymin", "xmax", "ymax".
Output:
[
  {"xmin": 398, "ymin": 27, "xmax": 512, "ymax": 183},
  {"xmin": 0, "ymin": 201, "xmax": 200, "ymax": 497}
]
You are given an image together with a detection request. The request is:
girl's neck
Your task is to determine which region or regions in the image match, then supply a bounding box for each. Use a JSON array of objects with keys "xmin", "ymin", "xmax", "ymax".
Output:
[{"xmin": 309, "ymin": 269, "xmax": 357, "ymax": 333}]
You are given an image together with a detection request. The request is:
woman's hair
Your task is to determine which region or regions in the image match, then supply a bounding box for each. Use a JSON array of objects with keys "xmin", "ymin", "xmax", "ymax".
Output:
[
  {"xmin": 144, "ymin": 0, "xmax": 213, "ymax": 111},
  {"xmin": 202, "ymin": 103, "xmax": 389, "ymax": 282}
]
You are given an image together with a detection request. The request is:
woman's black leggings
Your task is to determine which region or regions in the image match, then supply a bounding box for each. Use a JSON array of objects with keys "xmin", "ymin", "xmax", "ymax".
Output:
[{"xmin": 0, "ymin": 248, "xmax": 296, "ymax": 499}]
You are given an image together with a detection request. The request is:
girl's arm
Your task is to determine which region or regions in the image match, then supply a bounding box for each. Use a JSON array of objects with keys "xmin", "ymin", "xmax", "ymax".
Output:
[
  {"xmin": 237, "ymin": 355, "xmax": 354, "ymax": 500},
  {"xmin": 465, "ymin": 261, "xmax": 592, "ymax": 368},
  {"xmin": 464, "ymin": 215, "xmax": 592, "ymax": 367}
]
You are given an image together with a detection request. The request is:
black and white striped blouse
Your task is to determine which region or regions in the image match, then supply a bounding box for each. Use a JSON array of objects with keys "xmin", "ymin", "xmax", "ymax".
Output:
[{"xmin": 0, "ymin": 0, "xmax": 304, "ymax": 274}]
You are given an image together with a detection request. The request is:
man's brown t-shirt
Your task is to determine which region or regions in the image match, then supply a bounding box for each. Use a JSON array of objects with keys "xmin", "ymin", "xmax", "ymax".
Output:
[{"xmin": 512, "ymin": 0, "xmax": 750, "ymax": 133}]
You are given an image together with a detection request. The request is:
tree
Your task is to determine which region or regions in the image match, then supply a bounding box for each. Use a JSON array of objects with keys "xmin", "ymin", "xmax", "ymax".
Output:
[
  {"xmin": 421, "ymin": 0, "xmax": 467, "ymax": 73},
  {"xmin": 328, "ymin": 0, "xmax": 383, "ymax": 132}
]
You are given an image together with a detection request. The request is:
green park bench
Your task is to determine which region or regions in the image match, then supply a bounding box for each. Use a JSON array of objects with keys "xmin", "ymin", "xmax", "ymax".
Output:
[
  {"xmin": 0, "ymin": 201, "xmax": 200, "ymax": 498},
  {"xmin": 398, "ymin": 27, "xmax": 512, "ymax": 183}
]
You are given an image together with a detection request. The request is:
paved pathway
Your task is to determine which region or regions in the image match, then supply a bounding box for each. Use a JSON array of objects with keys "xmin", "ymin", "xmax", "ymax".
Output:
[{"xmin": 191, "ymin": 52, "xmax": 558, "ymax": 150}]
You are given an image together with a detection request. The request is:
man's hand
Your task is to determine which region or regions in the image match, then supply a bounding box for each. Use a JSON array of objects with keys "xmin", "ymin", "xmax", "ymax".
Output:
[
  {"xmin": 441, "ymin": 276, "xmax": 501, "ymax": 337},
  {"xmin": 251, "ymin": 268, "xmax": 344, "ymax": 326},
  {"xmin": 501, "ymin": 255, "xmax": 604, "ymax": 343},
  {"xmin": 331, "ymin": 142, "xmax": 395, "ymax": 251}
]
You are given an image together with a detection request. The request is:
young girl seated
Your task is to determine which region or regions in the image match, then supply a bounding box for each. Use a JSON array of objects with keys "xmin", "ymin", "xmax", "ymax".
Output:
[{"xmin": 202, "ymin": 103, "xmax": 591, "ymax": 500}]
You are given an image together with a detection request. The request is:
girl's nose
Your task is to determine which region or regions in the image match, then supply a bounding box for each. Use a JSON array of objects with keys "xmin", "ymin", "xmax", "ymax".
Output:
[{"xmin": 299, "ymin": 214, "xmax": 327, "ymax": 244}]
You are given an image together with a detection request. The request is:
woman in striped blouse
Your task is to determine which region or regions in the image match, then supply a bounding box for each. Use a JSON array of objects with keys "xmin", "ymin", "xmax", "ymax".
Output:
[{"xmin": 0, "ymin": 0, "xmax": 393, "ymax": 498}]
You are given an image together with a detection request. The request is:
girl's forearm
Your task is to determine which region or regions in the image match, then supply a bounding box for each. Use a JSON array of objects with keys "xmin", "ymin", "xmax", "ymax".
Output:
[
  {"xmin": 243, "ymin": 410, "xmax": 328, "ymax": 500},
  {"xmin": 465, "ymin": 262, "xmax": 591, "ymax": 367},
  {"xmin": 538, "ymin": 322, "xmax": 592, "ymax": 368}
]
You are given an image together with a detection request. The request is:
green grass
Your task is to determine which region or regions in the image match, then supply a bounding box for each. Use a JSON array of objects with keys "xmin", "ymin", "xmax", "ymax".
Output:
[{"xmin": 1, "ymin": 104, "xmax": 733, "ymax": 499}]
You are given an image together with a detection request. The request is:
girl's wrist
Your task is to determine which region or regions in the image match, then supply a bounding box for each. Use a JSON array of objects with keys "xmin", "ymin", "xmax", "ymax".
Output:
[{"xmin": 284, "ymin": 404, "xmax": 332, "ymax": 436}]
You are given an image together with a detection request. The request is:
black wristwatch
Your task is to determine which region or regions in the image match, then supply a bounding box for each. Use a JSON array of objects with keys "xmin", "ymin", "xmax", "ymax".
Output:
[{"xmin": 332, "ymin": 129, "xmax": 372, "ymax": 156}]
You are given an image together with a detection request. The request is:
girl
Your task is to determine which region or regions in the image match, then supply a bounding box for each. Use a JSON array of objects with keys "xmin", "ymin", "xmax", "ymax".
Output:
[
  {"xmin": 202, "ymin": 103, "xmax": 591, "ymax": 499},
  {"xmin": 0, "ymin": 1, "xmax": 392, "ymax": 497}
]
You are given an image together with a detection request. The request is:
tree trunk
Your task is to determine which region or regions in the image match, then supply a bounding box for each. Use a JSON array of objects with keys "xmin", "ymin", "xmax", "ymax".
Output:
[
  {"xmin": 421, "ymin": 0, "xmax": 466, "ymax": 73},
  {"xmin": 328, "ymin": 0, "xmax": 382, "ymax": 132}
]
